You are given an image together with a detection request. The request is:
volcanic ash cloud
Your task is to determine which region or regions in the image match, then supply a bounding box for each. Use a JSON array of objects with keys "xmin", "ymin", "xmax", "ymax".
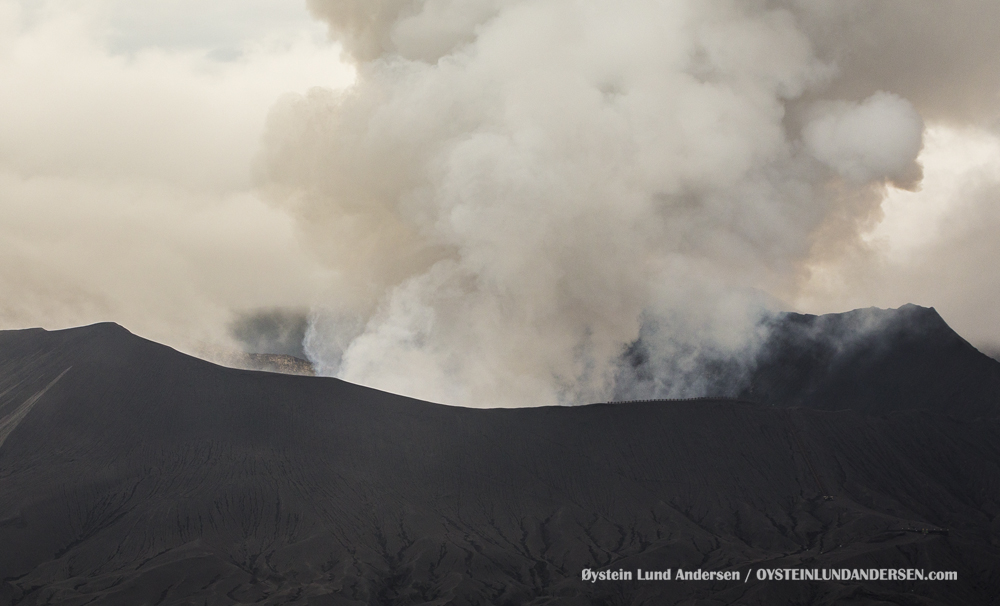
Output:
[{"xmin": 256, "ymin": 0, "xmax": 938, "ymax": 406}]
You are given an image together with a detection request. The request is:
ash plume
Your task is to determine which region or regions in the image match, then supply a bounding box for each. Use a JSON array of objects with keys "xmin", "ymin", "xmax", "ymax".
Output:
[
  {"xmin": 230, "ymin": 308, "xmax": 310, "ymax": 359},
  {"xmin": 255, "ymin": 0, "xmax": 964, "ymax": 407},
  {"xmin": 6, "ymin": 1, "xmax": 1000, "ymax": 407}
]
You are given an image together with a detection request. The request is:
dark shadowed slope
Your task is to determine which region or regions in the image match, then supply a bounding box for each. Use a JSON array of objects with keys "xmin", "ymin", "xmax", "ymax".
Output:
[
  {"xmin": 620, "ymin": 304, "xmax": 1000, "ymax": 419},
  {"xmin": 1, "ymin": 322, "xmax": 1000, "ymax": 605},
  {"xmin": 739, "ymin": 304, "xmax": 1000, "ymax": 419}
]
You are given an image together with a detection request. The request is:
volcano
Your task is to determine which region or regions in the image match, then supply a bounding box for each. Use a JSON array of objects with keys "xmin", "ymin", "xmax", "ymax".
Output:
[{"xmin": 1, "ymin": 306, "xmax": 999, "ymax": 605}]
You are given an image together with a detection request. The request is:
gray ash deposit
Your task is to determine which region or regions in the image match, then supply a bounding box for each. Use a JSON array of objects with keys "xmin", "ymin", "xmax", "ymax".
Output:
[{"xmin": 1, "ymin": 306, "xmax": 999, "ymax": 605}]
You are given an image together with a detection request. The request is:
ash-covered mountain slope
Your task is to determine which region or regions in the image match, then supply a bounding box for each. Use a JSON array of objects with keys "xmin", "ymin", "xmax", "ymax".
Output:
[
  {"xmin": 1, "ymin": 318, "xmax": 999, "ymax": 605},
  {"xmin": 620, "ymin": 304, "xmax": 1000, "ymax": 419},
  {"xmin": 740, "ymin": 304, "xmax": 1000, "ymax": 418}
]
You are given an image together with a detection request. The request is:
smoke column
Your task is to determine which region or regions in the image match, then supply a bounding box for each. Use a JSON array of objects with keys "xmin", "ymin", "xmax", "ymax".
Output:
[{"xmin": 256, "ymin": 0, "xmax": 1000, "ymax": 406}]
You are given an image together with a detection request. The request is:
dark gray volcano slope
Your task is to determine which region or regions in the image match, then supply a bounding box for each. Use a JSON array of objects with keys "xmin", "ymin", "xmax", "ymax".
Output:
[
  {"xmin": 740, "ymin": 304, "xmax": 1000, "ymax": 418},
  {"xmin": 620, "ymin": 304, "xmax": 1000, "ymax": 419},
  {"xmin": 1, "ymin": 312, "xmax": 1000, "ymax": 605}
]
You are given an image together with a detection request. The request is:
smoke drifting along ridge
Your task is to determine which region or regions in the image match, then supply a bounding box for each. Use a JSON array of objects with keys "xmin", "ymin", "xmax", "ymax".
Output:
[{"xmin": 255, "ymin": 0, "xmax": 970, "ymax": 407}]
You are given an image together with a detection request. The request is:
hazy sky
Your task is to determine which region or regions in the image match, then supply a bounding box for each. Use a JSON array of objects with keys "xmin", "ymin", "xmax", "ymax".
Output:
[
  {"xmin": 3, "ymin": 0, "xmax": 1000, "ymax": 405},
  {"xmin": 0, "ymin": 0, "xmax": 353, "ymax": 349}
]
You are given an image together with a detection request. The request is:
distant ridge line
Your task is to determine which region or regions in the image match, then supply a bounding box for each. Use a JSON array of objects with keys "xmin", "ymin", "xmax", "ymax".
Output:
[{"xmin": 608, "ymin": 396, "xmax": 760, "ymax": 405}]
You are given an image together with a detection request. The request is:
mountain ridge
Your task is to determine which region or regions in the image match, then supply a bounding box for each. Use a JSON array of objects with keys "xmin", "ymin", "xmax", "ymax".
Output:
[{"xmin": 1, "ymin": 307, "xmax": 999, "ymax": 604}]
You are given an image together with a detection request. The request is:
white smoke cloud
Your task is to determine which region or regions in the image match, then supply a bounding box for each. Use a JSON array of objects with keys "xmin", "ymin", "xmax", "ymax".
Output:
[
  {"xmin": 803, "ymin": 92, "xmax": 924, "ymax": 188},
  {"xmin": 305, "ymin": 0, "xmax": 503, "ymax": 62},
  {"xmin": 260, "ymin": 0, "xmax": 937, "ymax": 406}
]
